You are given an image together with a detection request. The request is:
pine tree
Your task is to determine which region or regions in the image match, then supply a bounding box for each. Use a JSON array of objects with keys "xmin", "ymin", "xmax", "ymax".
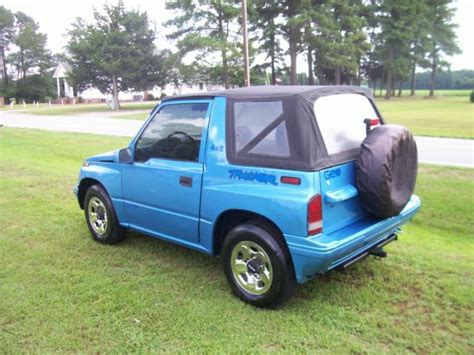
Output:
[
  {"xmin": 249, "ymin": 0, "xmax": 284, "ymax": 85},
  {"xmin": 280, "ymin": 0, "xmax": 305, "ymax": 85},
  {"xmin": 425, "ymin": 0, "xmax": 460, "ymax": 96},
  {"xmin": 377, "ymin": 0, "xmax": 416, "ymax": 99},
  {"xmin": 0, "ymin": 6, "xmax": 14, "ymax": 86},
  {"xmin": 165, "ymin": 0, "xmax": 240, "ymax": 89},
  {"xmin": 313, "ymin": 0, "xmax": 369, "ymax": 85},
  {"xmin": 9, "ymin": 12, "xmax": 51, "ymax": 80}
]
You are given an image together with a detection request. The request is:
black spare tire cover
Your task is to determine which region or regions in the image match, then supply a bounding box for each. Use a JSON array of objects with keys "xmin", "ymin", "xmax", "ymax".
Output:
[{"xmin": 356, "ymin": 124, "xmax": 417, "ymax": 219}]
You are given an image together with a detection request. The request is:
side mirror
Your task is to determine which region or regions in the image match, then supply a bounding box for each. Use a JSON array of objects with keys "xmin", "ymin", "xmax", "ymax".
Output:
[{"xmin": 118, "ymin": 148, "xmax": 133, "ymax": 164}]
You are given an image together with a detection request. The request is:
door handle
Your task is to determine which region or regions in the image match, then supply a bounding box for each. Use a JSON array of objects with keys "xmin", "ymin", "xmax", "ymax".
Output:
[
  {"xmin": 179, "ymin": 176, "xmax": 193, "ymax": 187},
  {"xmin": 324, "ymin": 184, "xmax": 358, "ymax": 204}
]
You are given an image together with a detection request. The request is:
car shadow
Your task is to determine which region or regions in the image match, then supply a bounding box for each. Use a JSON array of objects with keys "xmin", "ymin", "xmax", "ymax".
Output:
[{"xmin": 110, "ymin": 230, "xmax": 390, "ymax": 311}]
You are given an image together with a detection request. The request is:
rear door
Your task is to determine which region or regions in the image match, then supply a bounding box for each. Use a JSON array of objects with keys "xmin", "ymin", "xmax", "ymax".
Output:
[{"xmin": 314, "ymin": 93, "xmax": 380, "ymax": 234}]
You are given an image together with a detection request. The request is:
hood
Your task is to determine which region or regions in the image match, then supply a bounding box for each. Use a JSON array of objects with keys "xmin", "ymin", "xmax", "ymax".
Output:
[{"xmin": 86, "ymin": 149, "xmax": 119, "ymax": 163}]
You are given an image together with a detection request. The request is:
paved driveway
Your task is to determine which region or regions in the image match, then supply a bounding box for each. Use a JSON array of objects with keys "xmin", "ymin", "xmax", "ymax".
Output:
[{"xmin": 2, "ymin": 112, "xmax": 473, "ymax": 168}]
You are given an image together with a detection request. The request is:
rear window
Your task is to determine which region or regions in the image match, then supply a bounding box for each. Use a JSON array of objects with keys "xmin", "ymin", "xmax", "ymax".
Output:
[{"xmin": 314, "ymin": 94, "xmax": 378, "ymax": 155}]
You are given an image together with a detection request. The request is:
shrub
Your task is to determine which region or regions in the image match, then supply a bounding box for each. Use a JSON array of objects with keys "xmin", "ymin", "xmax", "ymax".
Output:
[
  {"xmin": 470, "ymin": 90, "xmax": 474, "ymax": 103},
  {"xmin": 147, "ymin": 93, "xmax": 154, "ymax": 101}
]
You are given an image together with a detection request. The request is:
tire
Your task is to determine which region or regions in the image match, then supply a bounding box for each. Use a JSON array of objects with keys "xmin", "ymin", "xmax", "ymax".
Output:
[
  {"xmin": 84, "ymin": 184, "xmax": 126, "ymax": 244},
  {"xmin": 356, "ymin": 124, "xmax": 418, "ymax": 218},
  {"xmin": 222, "ymin": 222, "xmax": 296, "ymax": 308}
]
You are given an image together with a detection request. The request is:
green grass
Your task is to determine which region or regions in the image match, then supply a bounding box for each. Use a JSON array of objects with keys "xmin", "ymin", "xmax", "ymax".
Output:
[
  {"xmin": 374, "ymin": 89, "xmax": 473, "ymax": 98},
  {"xmin": 0, "ymin": 129, "xmax": 473, "ymax": 353},
  {"xmin": 1, "ymin": 102, "xmax": 156, "ymax": 115},
  {"xmin": 112, "ymin": 112, "xmax": 150, "ymax": 120},
  {"xmin": 376, "ymin": 96, "xmax": 474, "ymax": 138}
]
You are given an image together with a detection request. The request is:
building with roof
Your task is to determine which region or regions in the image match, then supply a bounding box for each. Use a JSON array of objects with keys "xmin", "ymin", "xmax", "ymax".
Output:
[{"xmin": 52, "ymin": 62, "xmax": 74, "ymax": 98}]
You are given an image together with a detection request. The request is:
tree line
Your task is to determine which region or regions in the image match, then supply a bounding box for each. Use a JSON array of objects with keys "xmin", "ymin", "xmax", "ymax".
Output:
[
  {"xmin": 0, "ymin": 0, "xmax": 467, "ymax": 105},
  {"xmin": 167, "ymin": 0, "xmax": 461, "ymax": 99}
]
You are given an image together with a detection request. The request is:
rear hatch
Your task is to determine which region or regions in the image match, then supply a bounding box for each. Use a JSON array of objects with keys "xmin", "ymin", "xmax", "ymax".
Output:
[{"xmin": 313, "ymin": 93, "xmax": 380, "ymax": 234}]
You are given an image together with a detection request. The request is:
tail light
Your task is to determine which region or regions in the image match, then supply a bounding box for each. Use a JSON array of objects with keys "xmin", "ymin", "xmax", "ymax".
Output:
[{"xmin": 308, "ymin": 194, "xmax": 323, "ymax": 235}]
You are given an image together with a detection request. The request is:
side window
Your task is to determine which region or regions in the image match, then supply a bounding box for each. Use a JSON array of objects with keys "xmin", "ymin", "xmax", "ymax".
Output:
[
  {"xmin": 134, "ymin": 103, "xmax": 208, "ymax": 162},
  {"xmin": 233, "ymin": 101, "xmax": 290, "ymax": 158}
]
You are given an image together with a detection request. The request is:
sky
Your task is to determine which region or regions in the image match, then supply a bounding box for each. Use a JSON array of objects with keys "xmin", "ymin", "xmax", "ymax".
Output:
[{"xmin": 2, "ymin": 0, "xmax": 473, "ymax": 71}]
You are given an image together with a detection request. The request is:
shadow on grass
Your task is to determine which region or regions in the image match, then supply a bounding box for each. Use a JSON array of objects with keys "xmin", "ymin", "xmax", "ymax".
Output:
[{"xmin": 90, "ymin": 227, "xmax": 385, "ymax": 310}]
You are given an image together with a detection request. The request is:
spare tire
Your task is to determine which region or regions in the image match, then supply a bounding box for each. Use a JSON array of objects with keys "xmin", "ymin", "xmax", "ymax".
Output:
[{"xmin": 356, "ymin": 124, "xmax": 417, "ymax": 219}]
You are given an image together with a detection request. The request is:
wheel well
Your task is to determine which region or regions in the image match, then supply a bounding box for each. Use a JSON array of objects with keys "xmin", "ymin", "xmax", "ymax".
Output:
[
  {"xmin": 213, "ymin": 210, "xmax": 289, "ymax": 256},
  {"xmin": 78, "ymin": 178, "xmax": 103, "ymax": 209}
]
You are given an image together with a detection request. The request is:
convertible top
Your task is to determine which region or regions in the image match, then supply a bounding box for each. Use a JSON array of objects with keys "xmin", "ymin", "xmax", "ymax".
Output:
[
  {"xmin": 162, "ymin": 85, "xmax": 373, "ymax": 103},
  {"xmin": 163, "ymin": 85, "xmax": 378, "ymax": 171}
]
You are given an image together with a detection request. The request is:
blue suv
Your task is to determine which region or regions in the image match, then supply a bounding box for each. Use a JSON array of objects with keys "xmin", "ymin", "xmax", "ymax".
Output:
[{"xmin": 74, "ymin": 86, "xmax": 420, "ymax": 308}]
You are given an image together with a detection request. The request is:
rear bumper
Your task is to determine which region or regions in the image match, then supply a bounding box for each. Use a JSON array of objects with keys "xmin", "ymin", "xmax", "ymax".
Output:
[{"xmin": 286, "ymin": 195, "xmax": 421, "ymax": 283}]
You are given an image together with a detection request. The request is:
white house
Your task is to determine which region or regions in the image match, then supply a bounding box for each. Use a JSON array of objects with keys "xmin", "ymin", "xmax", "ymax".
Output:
[
  {"xmin": 51, "ymin": 62, "xmax": 225, "ymax": 102},
  {"xmin": 52, "ymin": 62, "xmax": 74, "ymax": 98}
]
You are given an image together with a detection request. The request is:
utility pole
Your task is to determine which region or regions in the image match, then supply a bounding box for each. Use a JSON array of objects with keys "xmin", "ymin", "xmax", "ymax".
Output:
[{"xmin": 241, "ymin": 0, "xmax": 250, "ymax": 87}]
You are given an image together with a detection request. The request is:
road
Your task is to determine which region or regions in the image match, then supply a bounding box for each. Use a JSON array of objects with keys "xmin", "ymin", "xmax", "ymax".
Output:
[{"xmin": 1, "ymin": 112, "xmax": 473, "ymax": 168}]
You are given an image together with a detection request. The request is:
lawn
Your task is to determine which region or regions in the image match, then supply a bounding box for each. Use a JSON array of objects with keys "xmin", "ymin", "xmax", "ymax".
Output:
[
  {"xmin": 0, "ymin": 128, "xmax": 473, "ymax": 353},
  {"xmin": 112, "ymin": 112, "xmax": 150, "ymax": 120},
  {"xmin": 2, "ymin": 90, "xmax": 472, "ymax": 139},
  {"xmin": 376, "ymin": 96, "xmax": 474, "ymax": 139},
  {"xmin": 1, "ymin": 102, "xmax": 157, "ymax": 116},
  {"xmin": 374, "ymin": 89, "xmax": 473, "ymax": 98}
]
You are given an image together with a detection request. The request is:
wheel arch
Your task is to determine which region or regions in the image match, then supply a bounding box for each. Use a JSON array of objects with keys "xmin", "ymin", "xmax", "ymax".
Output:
[
  {"xmin": 78, "ymin": 178, "xmax": 105, "ymax": 209},
  {"xmin": 212, "ymin": 209, "xmax": 292, "ymax": 259}
]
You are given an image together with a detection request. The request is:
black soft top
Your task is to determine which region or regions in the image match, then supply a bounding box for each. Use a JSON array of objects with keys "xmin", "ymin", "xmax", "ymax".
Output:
[
  {"xmin": 162, "ymin": 85, "xmax": 373, "ymax": 103},
  {"xmin": 164, "ymin": 85, "xmax": 377, "ymax": 171}
]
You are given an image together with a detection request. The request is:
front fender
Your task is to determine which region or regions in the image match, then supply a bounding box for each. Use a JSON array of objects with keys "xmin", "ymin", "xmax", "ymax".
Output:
[{"xmin": 76, "ymin": 162, "xmax": 127, "ymax": 225}]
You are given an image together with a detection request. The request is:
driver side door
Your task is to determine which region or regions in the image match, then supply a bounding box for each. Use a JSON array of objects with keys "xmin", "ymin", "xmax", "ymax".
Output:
[{"xmin": 121, "ymin": 100, "xmax": 212, "ymax": 245}]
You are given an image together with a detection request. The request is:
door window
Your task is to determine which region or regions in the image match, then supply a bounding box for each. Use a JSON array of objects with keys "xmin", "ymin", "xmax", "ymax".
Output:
[{"xmin": 134, "ymin": 103, "xmax": 209, "ymax": 162}]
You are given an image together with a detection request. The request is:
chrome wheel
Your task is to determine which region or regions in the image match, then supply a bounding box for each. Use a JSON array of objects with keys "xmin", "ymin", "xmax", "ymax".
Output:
[
  {"xmin": 230, "ymin": 240, "xmax": 273, "ymax": 295},
  {"xmin": 87, "ymin": 196, "xmax": 108, "ymax": 236}
]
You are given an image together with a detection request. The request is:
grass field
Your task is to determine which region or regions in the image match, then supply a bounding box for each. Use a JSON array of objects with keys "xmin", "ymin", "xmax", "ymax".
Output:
[
  {"xmin": 376, "ymin": 96, "xmax": 474, "ymax": 139},
  {"xmin": 0, "ymin": 128, "xmax": 472, "ymax": 352},
  {"xmin": 0, "ymin": 102, "xmax": 156, "ymax": 115},
  {"xmin": 112, "ymin": 112, "xmax": 150, "ymax": 120},
  {"xmin": 374, "ymin": 89, "xmax": 472, "ymax": 98},
  {"xmin": 2, "ymin": 90, "xmax": 472, "ymax": 138}
]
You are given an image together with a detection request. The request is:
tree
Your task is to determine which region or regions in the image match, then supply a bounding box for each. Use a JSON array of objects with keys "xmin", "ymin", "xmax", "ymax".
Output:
[
  {"xmin": 0, "ymin": 6, "xmax": 14, "ymax": 86},
  {"xmin": 311, "ymin": 0, "xmax": 368, "ymax": 85},
  {"xmin": 8, "ymin": 12, "xmax": 51, "ymax": 80},
  {"xmin": 377, "ymin": 0, "xmax": 417, "ymax": 99},
  {"xmin": 299, "ymin": 0, "xmax": 319, "ymax": 85},
  {"xmin": 1, "ymin": 9, "xmax": 53, "ymax": 102},
  {"xmin": 280, "ymin": 0, "xmax": 305, "ymax": 85},
  {"xmin": 10, "ymin": 73, "xmax": 55, "ymax": 102},
  {"xmin": 360, "ymin": 0, "xmax": 383, "ymax": 90},
  {"xmin": 67, "ymin": 1, "xmax": 169, "ymax": 110},
  {"xmin": 166, "ymin": 0, "xmax": 240, "ymax": 89},
  {"xmin": 405, "ymin": 0, "xmax": 431, "ymax": 96},
  {"xmin": 249, "ymin": 0, "xmax": 284, "ymax": 85},
  {"xmin": 425, "ymin": 0, "xmax": 460, "ymax": 97}
]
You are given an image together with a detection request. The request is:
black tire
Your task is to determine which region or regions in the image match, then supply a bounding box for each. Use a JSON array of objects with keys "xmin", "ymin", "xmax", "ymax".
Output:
[
  {"xmin": 356, "ymin": 124, "xmax": 418, "ymax": 218},
  {"xmin": 84, "ymin": 184, "xmax": 126, "ymax": 244},
  {"xmin": 222, "ymin": 222, "xmax": 296, "ymax": 308}
]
